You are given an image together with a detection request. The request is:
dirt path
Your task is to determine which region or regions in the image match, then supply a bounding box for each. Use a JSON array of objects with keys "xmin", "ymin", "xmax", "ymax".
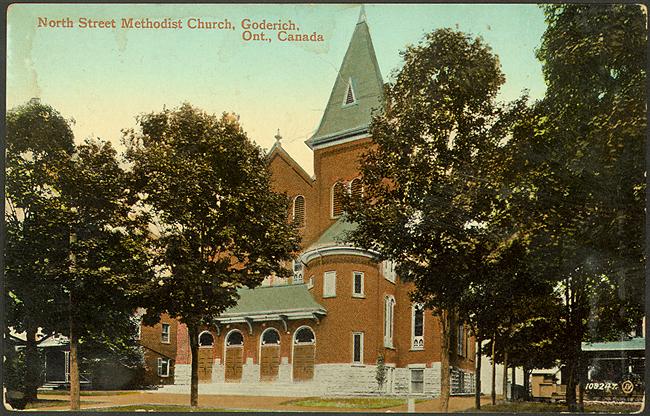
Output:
[{"xmin": 26, "ymin": 392, "xmax": 492, "ymax": 412}]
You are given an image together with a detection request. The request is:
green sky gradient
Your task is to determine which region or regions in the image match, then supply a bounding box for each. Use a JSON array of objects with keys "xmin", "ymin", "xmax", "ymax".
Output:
[{"xmin": 7, "ymin": 3, "xmax": 549, "ymax": 175}]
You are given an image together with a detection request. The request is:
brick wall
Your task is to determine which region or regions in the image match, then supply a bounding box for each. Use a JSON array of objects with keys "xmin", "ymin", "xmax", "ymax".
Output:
[{"xmin": 139, "ymin": 313, "xmax": 177, "ymax": 385}]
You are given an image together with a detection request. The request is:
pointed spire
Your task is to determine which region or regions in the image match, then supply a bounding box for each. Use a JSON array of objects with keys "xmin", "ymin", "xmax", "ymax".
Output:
[
  {"xmin": 358, "ymin": 5, "xmax": 367, "ymax": 24},
  {"xmin": 306, "ymin": 6, "xmax": 384, "ymax": 150}
]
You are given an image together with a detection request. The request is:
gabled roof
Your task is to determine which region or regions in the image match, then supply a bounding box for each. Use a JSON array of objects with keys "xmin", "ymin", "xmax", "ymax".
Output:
[
  {"xmin": 267, "ymin": 141, "xmax": 314, "ymax": 185},
  {"xmin": 306, "ymin": 8, "xmax": 384, "ymax": 149},
  {"xmin": 217, "ymin": 284, "xmax": 326, "ymax": 320}
]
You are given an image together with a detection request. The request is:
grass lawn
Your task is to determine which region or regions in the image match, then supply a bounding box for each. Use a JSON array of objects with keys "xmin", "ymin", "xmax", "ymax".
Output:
[
  {"xmin": 283, "ymin": 396, "xmax": 423, "ymax": 409},
  {"xmin": 39, "ymin": 390, "xmax": 138, "ymax": 396},
  {"xmin": 88, "ymin": 404, "xmax": 253, "ymax": 412},
  {"xmin": 469, "ymin": 401, "xmax": 642, "ymax": 413}
]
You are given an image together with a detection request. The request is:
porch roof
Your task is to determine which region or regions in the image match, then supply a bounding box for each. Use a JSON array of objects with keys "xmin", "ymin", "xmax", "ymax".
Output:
[
  {"xmin": 216, "ymin": 284, "xmax": 326, "ymax": 322},
  {"xmin": 581, "ymin": 337, "xmax": 645, "ymax": 352}
]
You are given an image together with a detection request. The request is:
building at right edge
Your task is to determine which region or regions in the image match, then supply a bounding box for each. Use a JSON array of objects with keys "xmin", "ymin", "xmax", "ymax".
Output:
[{"xmin": 172, "ymin": 8, "xmax": 476, "ymax": 397}]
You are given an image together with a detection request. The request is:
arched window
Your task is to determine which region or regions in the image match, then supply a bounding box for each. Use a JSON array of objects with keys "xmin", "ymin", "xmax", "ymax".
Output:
[
  {"xmin": 411, "ymin": 303, "xmax": 424, "ymax": 350},
  {"xmin": 294, "ymin": 326, "xmax": 315, "ymax": 344},
  {"xmin": 261, "ymin": 328, "xmax": 280, "ymax": 345},
  {"xmin": 292, "ymin": 195, "xmax": 305, "ymax": 227},
  {"xmin": 226, "ymin": 330, "xmax": 244, "ymax": 346},
  {"xmin": 384, "ymin": 295, "xmax": 395, "ymax": 348},
  {"xmin": 198, "ymin": 331, "xmax": 214, "ymax": 347},
  {"xmin": 350, "ymin": 177, "xmax": 363, "ymax": 200},
  {"xmin": 332, "ymin": 182, "xmax": 346, "ymax": 218}
]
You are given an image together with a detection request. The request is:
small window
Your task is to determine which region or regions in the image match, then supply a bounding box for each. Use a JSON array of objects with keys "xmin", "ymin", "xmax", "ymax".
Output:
[
  {"xmin": 352, "ymin": 272, "xmax": 364, "ymax": 297},
  {"xmin": 412, "ymin": 303, "xmax": 424, "ymax": 350},
  {"xmin": 410, "ymin": 368, "xmax": 424, "ymax": 394},
  {"xmin": 343, "ymin": 78, "xmax": 356, "ymax": 105},
  {"xmin": 158, "ymin": 358, "xmax": 170, "ymax": 377},
  {"xmin": 332, "ymin": 182, "xmax": 346, "ymax": 218},
  {"xmin": 136, "ymin": 323, "xmax": 141, "ymax": 340},
  {"xmin": 292, "ymin": 195, "xmax": 305, "ymax": 227},
  {"xmin": 261, "ymin": 328, "xmax": 280, "ymax": 345},
  {"xmin": 384, "ymin": 296, "xmax": 395, "ymax": 348},
  {"xmin": 199, "ymin": 331, "xmax": 214, "ymax": 347},
  {"xmin": 383, "ymin": 260, "xmax": 396, "ymax": 283},
  {"xmin": 161, "ymin": 323, "xmax": 170, "ymax": 343},
  {"xmin": 307, "ymin": 276, "xmax": 314, "ymax": 289},
  {"xmin": 226, "ymin": 330, "xmax": 244, "ymax": 346},
  {"xmin": 352, "ymin": 332, "xmax": 364, "ymax": 364},
  {"xmin": 292, "ymin": 259, "xmax": 304, "ymax": 284},
  {"xmin": 323, "ymin": 271, "xmax": 336, "ymax": 297}
]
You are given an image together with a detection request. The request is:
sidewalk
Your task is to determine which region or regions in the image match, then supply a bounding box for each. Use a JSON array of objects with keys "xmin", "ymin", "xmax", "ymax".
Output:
[{"xmin": 25, "ymin": 392, "xmax": 491, "ymax": 412}]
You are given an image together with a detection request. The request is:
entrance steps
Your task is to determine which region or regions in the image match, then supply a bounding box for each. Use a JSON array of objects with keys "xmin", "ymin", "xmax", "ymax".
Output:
[{"xmin": 156, "ymin": 381, "xmax": 326, "ymax": 397}]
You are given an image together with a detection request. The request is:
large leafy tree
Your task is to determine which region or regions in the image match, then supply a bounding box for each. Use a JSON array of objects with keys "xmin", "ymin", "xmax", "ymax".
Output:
[
  {"xmin": 58, "ymin": 139, "xmax": 153, "ymax": 409},
  {"xmin": 5, "ymin": 99, "xmax": 75, "ymax": 401},
  {"xmin": 124, "ymin": 104, "xmax": 300, "ymax": 408},
  {"xmin": 508, "ymin": 4, "xmax": 646, "ymax": 411},
  {"xmin": 345, "ymin": 29, "xmax": 515, "ymax": 411}
]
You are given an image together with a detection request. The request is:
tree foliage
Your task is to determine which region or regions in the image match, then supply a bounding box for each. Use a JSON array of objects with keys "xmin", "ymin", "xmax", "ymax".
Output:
[{"xmin": 124, "ymin": 103, "xmax": 300, "ymax": 406}]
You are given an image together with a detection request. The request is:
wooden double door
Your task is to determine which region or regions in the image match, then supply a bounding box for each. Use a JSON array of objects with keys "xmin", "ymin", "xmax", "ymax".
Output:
[
  {"xmin": 198, "ymin": 348, "xmax": 213, "ymax": 383},
  {"xmin": 292, "ymin": 344, "xmax": 315, "ymax": 381},
  {"xmin": 224, "ymin": 346, "xmax": 243, "ymax": 382},
  {"xmin": 260, "ymin": 344, "xmax": 280, "ymax": 381}
]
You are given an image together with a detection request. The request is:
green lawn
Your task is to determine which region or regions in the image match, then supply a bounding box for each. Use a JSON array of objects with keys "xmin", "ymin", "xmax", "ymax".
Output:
[
  {"xmin": 468, "ymin": 401, "xmax": 642, "ymax": 413},
  {"xmin": 24, "ymin": 399, "xmax": 100, "ymax": 409},
  {"xmin": 39, "ymin": 390, "xmax": 138, "ymax": 396},
  {"xmin": 283, "ymin": 396, "xmax": 422, "ymax": 409},
  {"xmin": 88, "ymin": 404, "xmax": 254, "ymax": 412}
]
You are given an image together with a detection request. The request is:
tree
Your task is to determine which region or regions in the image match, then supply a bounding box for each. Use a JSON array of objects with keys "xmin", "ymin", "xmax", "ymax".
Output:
[
  {"xmin": 375, "ymin": 353, "xmax": 387, "ymax": 394},
  {"xmin": 58, "ymin": 139, "xmax": 154, "ymax": 409},
  {"xmin": 124, "ymin": 104, "xmax": 300, "ymax": 408},
  {"xmin": 5, "ymin": 99, "xmax": 75, "ymax": 402},
  {"xmin": 512, "ymin": 4, "xmax": 646, "ymax": 411},
  {"xmin": 345, "ymin": 29, "xmax": 513, "ymax": 412}
]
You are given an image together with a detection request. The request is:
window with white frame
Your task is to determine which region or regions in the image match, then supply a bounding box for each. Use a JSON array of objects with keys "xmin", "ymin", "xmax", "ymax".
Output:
[
  {"xmin": 410, "ymin": 368, "xmax": 424, "ymax": 394},
  {"xmin": 382, "ymin": 260, "xmax": 396, "ymax": 283},
  {"xmin": 412, "ymin": 303, "xmax": 424, "ymax": 350},
  {"xmin": 161, "ymin": 323, "xmax": 170, "ymax": 343},
  {"xmin": 292, "ymin": 195, "xmax": 305, "ymax": 227},
  {"xmin": 352, "ymin": 332, "xmax": 364, "ymax": 364},
  {"xmin": 323, "ymin": 271, "xmax": 336, "ymax": 297},
  {"xmin": 384, "ymin": 295, "xmax": 395, "ymax": 348},
  {"xmin": 331, "ymin": 182, "xmax": 346, "ymax": 218},
  {"xmin": 307, "ymin": 275, "xmax": 314, "ymax": 289},
  {"xmin": 457, "ymin": 324, "xmax": 464, "ymax": 356},
  {"xmin": 352, "ymin": 272, "xmax": 364, "ymax": 297},
  {"xmin": 292, "ymin": 259, "xmax": 304, "ymax": 284},
  {"xmin": 157, "ymin": 358, "xmax": 170, "ymax": 377}
]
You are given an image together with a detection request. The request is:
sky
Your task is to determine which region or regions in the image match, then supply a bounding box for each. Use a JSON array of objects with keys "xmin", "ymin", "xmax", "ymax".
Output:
[{"xmin": 7, "ymin": 3, "xmax": 549, "ymax": 175}]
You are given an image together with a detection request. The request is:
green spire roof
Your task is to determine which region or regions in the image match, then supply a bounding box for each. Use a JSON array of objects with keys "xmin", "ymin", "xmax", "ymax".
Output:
[{"xmin": 306, "ymin": 8, "xmax": 384, "ymax": 149}]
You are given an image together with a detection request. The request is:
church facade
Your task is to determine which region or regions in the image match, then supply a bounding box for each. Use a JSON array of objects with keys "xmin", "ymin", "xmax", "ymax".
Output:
[{"xmin": 172, "ymin": 10, "xmax": 476, "ymax": 396}]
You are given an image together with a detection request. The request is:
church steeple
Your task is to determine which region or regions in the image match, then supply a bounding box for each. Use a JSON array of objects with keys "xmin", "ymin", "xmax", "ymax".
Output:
[{"xmin": 306, "ymin": 5, "xmax": 384, "ymax": 150}]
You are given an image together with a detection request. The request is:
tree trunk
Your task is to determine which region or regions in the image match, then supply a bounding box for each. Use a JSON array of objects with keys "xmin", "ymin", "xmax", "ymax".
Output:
[
  {"xmin": 188, "ymin": 324, "xmax": 200, "ymax": 408},
  {"xmin": 523, "ymin": 366, "xmax": 530, "ymax": 401},
  {"xmin": 439, "ymin": 310, "xmax": 451, "ymax": 412},
  {"xmin": 565, "ymin": 358, "xmax": 578, "ymax": 412},
  {"xmin": 502, "ymin": 350, "xmax": 508, "ymax": 402},
  {"xmin": 475, "ymin": 337, "xmax": 481, "ymax": 409},
  {"xmin": 24, "ymin": 323, "xmax": 40, "ymax": 402},
  {"xmin": 577, "ymin": 357, "xmax": 585, "ymax": 412},
  {"xmin": 69, "ymin": 309, "xmax": 80, "ymax": 410},
  {"xmin": 491, "ymin": 336, "xmax": 496, "ymax": 405}
]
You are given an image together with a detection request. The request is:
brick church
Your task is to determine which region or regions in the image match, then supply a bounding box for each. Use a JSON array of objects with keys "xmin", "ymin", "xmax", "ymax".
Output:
[{"xmin": 161, "ymin": 9, "xmax": 476, "ymax": 396}]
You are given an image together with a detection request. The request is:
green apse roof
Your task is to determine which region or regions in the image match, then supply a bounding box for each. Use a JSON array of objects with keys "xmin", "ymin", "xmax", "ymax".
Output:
[
  {"xmin": 306, "ymin": 10, "xmax": 384, "ymax": 149},
  {"xmin": 219, "ymin": 284, "xmax": 326, "ymax": 317},
  {"xmin": 309, "ymin": 217, "xmax": 359, "ymax": 250}
]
